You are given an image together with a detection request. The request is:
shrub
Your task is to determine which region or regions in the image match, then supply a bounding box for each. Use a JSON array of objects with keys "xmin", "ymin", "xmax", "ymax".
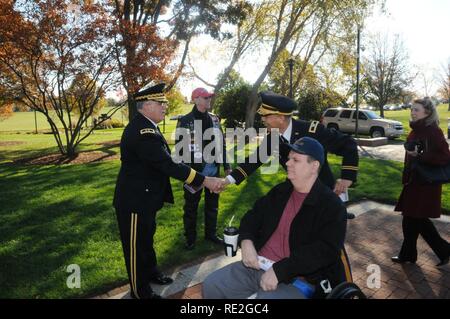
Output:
[
  {"xmin": 95, "ymin": 118, "xmax": 124, "ymax": 129},
  {"xmin": 297, "ymin": 89, "xmax": 347, "ymax": 121},
  {"xmin": 215, "ymin": 83, "xmax": 251, "ymax": 128}
]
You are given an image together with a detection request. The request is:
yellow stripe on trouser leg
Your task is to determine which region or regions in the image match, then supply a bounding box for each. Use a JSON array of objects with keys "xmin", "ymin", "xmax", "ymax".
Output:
[
  {"xmin": 342, "ymin": 166, "xmax": 358, "ymax": 171},
  {"xmin": 130, "ymin": 213, "xmax": 139, "ymax": 298},
  {"xmin": 340, "ymin": 249, "xmax": 353, "ymax": 282}
]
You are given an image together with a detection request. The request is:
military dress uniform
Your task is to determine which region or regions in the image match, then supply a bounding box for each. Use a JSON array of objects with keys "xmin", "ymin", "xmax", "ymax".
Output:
[
  {"xmin": 229, "ymin": 91, "xmax": 359, "ymax": 189},
  {"xmin": 228, "ymin": 91, "xmax": 359, "ymax": 283},
  {"xmin": 113, "ymin": 83, "xmax": 205, "ymax": 299},
  {"xmin": 176, "ymin": 106, "xmax": 230, "ymax": 247}
]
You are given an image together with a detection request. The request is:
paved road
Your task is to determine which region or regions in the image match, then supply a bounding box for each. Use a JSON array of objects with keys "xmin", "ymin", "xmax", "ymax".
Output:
[{"xmin": 358, "ymin": 139, "xmax": 450, "ymax": 162}]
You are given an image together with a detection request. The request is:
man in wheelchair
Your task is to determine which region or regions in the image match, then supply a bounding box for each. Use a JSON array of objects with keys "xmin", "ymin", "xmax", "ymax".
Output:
[{"xmin": 203, "ymin": 137, "xmax": 361, "ymax": 299}]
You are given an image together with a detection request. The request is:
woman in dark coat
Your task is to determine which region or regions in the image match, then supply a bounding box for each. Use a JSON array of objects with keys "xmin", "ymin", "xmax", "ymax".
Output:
[{"xmin": 393, "ymin": 97, "xmax": 450, "ymax": 267}]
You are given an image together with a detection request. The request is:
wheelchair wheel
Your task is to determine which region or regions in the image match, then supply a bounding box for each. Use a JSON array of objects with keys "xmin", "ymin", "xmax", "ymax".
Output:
[{"xmin": 326, "ymin": 282, "xmax": 367, "ymax": 299}]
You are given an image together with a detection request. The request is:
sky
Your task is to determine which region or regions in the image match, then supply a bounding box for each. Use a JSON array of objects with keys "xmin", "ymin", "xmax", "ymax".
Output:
[
  {"xmin": 364, "ymin": 0, "xmax": 450, "ymax": 95},
  {"xmin": 176, "ymin": 0, "xmax": 450, "ymax": 99},
  {"xmin": 105, "ymin": 0, "xmax": 450, "ymax": 100}
]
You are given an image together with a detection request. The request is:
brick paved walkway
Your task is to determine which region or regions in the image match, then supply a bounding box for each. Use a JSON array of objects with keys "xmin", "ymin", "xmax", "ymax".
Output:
[
  {"xmin": 168, "ymin": 209, "xmax": 450, "ymax": 299},
  {"xmin": 100, "ymin": 205, "xmax": 450, "ymax": 299}
]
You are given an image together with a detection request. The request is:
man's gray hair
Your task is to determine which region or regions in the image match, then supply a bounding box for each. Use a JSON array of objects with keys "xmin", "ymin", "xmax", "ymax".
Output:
[{"xmin": 136, "ymin": 101, "xmax": 146, "ymax": 111}]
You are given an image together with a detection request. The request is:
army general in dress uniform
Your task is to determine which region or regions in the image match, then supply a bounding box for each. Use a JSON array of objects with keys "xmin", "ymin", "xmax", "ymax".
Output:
[
  {"xmin": 225, "ymin": 91, "xmax": 359, "ymax": 194},
  {"xmin": 224, "ymin": 91, "xmax": 359, "ymax": 283},
  {"xmin": 113, "ymin": 83, "xmax": 221, "ymax": 299}
]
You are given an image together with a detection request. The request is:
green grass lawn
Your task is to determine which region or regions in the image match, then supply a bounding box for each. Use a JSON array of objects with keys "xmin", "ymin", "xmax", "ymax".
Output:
[
  {"xmin": 0, "ymin": 107, "xmax": 127, "ymax": 132},
  {"xmin": 0, "ymin": 159, "xmax": 284, "ymax": 298},
  {"xmin": 0, "ymin": 109, "xmax": 186, "ymax": 163},
  {"xmin": 0, "ymin": 104, "xmax": 193, "ymax": 133},
  {"xmin": 383, "ymin": 104, "xmax": 450, "ymax": 140}
]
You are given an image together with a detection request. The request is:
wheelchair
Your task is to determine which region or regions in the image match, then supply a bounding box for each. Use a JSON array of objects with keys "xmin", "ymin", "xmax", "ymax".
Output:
[
  {"xmin": 326, "ymin": 282, "xmax": 367, "ymax": 299},
  {"xmin": 313, "ymin": 246, "xmax": 366, "ymax": 299}
]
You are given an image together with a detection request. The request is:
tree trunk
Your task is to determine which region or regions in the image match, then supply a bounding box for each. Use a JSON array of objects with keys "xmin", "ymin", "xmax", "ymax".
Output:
[
  {"xmin": 128, "ymin": 96, "xmax": 136, "ymax": 122},
  {"xmin": 379, "ymin": 103, "xmax": 385, "ymax": 118},
  {"xmin": 245, "ymin": 89, "xmax": 259, "ymax": 128},
  {"xmin": 244, "ymin": 59, "xmax": 277, "ymax": 128},
  {"xmin": 66, "ymin": 143, "xmax": 77, "ymax": 157}
]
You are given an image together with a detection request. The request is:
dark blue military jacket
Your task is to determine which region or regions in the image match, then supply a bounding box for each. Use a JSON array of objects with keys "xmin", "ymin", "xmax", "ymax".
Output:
[
  {"xmin": 113, "ymin": 113, "xmax": 204, "ymax": 213},
  {"xmin": 230, "ymin": 118, "xmax": 359, "ymax": 189}
]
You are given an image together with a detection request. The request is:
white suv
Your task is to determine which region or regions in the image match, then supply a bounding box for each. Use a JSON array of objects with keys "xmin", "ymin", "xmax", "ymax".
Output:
[{"xmin": 321, "ymin": 108, "xmax": 404, "ymax": 139}]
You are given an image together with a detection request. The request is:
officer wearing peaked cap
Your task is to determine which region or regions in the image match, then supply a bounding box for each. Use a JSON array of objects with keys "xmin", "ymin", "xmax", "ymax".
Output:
[
  {"xmin": 224, "ymin": 91, "xmax": 359, "ymax": 283},
  {"xmin": 226, "ymin": 91, "xmax": 359, "ymax": 196},
  {"xmin": 113, "ymin": 82, "xmax": 221, "ymax": 299}
]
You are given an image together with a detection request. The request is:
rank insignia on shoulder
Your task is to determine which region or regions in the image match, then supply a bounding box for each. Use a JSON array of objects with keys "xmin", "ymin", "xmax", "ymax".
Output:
[
  {"xmin": 308, "ymin": 121, "xmax": 319, "ymax": 134},
  {"xmin": 140, "ymin": 128, "xmax": 156, "ymax": 135}
]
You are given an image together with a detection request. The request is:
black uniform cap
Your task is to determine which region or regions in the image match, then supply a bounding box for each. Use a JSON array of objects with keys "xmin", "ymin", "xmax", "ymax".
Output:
[
  {"xmin": 133, "ymin": 82, "xmax": 168, "ymax": 103},
  {"xmin": 257, "ymin": 91, "xmax": 297, "ymax": 116}
]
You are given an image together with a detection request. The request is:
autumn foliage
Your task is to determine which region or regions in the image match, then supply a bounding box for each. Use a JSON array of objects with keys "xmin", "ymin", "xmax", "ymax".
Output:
[
  {"xmin": 0, "ymin": 0, "xmax": 120, "ymax": 155},
  {"xmin": 112, "ymin": 1, "xmax": 177, "ymax": 120}
]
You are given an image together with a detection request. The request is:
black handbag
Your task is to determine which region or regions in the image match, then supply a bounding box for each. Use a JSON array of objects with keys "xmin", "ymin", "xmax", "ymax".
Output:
[{"xmin": 412, "ymin": 161, "xmax": 450, "ymax": 184}]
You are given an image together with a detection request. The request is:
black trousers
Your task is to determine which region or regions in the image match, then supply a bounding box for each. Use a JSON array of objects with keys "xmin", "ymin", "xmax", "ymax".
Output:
[
  {"xmin": 115, "ymin": 208, "xmax": 158, "ymax": 298},
  {"xmin": 183, "ymin": 187, "xmax": 219, "ymax": 242},
  {"xmin": 399, "ymin": 216, "xmax": 450, "ymax": 261}
]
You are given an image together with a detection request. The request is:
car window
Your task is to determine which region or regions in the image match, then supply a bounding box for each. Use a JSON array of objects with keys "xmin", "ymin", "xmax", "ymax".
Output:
[
  {"xmin": 339, "ymin": 110, "xmax": 352, "ymax": 119},
  {"xmin": 365, "ymin": 111, "xmax": 381, "ymax": 119},
  {"xmin": 324, "ymin": 109, "xmax": 339, "ymax": 117},
  {"xmin": 352, "ymin": 111, "xmax": 368, "ymax": 120}
]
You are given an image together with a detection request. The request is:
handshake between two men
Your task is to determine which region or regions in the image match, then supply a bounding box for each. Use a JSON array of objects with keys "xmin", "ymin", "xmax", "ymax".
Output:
[{"xmin": 202, "ymin": 176, "xmax": 231, "ymax": 194}]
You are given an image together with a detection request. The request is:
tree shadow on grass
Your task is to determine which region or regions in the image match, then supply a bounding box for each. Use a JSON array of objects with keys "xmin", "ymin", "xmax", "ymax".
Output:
[
  {"xmin": 0, "ymin": 145, "xmax": 61, "ymax": 163},
  {"xmin": 0, "ymin": 154, "xmax": 294, "ymax": 298},
  {"xmin": 0, "ymin": 161, "xmax": 123, "ymax": 298},
  {"xmin": 0, "ymin": 197, "xmax": 122, "ymax": 298}
]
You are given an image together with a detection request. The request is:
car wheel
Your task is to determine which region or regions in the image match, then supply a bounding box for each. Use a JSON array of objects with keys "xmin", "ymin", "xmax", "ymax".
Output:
[
  {"xmin": 327, "ymin": 123, "xmax": 339, "ymax": 131},
  {"xmin": 370, "ymin": 127, "xmax": 384, "ymax": 138}
]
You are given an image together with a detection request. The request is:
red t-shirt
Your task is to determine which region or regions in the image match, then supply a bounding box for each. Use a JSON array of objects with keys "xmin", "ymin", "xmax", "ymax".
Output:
[{"xmin": 258, "ymin": 190, "xmax": 308, "ymax": 262}]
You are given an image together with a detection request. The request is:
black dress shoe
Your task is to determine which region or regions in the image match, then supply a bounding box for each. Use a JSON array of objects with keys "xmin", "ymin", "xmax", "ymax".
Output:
[
  {"xmin": 148, "ymin": 292, "xmax": 163, "ymax": 299},
  {"xmin": 205, "ymin": 235, "xmax": 223, "ymax": 245},
  {"xmin": 150, "ymin": 273, "xmax": 174, "ymax": 285},
  {"xmin": 391, "ymin": 256, "xmax": 416, "ymax": 264},
  {"xmin": 347, "ymin": 213, "xmax": 355, "ymax": 220},
  {"xmin": 436, "ymin": 256, "xmax": 449, "ymax": 267}
]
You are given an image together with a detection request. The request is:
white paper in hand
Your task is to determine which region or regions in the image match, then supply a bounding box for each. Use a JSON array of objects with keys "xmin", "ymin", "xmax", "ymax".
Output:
[
  {"xmin": 257, "ymin": 256, "xmax": 274, "ymax": 271},
  {"xmin": 183, "ymin": 183, "xmax": 203, "ymax": 194},
  {"xmin": 339, "ymin": 189, "xmax": 349, "ymax": 202}
]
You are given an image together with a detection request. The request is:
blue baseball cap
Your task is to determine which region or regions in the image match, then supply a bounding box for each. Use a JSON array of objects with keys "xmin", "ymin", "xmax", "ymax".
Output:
[{"xmin": 287, "ymin": 137, "xmax": 324, "ymax": 165}]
